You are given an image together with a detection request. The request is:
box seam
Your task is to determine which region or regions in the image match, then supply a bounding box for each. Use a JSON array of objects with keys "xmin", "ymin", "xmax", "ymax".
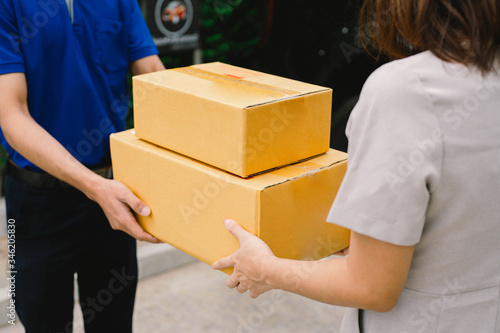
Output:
[
  {"xmin": 246, "ymin": 89, "xmax": 331, "ymax": 108},
  {"xmin": 263, "ymin": 158, "xmax": 347, "ymax": 190}
]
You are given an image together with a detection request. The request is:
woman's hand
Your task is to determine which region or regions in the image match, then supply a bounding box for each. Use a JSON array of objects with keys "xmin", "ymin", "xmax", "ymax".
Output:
[
  {"xmin": 212, "ymin": 219, "xmax": 277, "ymax": 298},
  {"xmin": 333, "ymin": 247, "xmax": 349, "ymax": 256},
  {"xmin": 213, "ymin": 220, "xmax": 414, "ymax": 311}
]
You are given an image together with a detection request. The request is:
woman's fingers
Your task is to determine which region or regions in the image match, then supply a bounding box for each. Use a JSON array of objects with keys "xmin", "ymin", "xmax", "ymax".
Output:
[{"xmin": 212, "ymin": 255, "xmax": 234, "ymax": 270}]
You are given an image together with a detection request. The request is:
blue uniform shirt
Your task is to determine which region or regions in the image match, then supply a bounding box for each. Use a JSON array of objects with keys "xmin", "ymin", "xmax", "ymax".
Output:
[{"xmin": 0, "ymin": 0, "xmax": 158, "ymax": 170}]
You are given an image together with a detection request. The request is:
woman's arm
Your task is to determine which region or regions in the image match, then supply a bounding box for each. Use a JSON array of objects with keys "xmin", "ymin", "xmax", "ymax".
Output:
[{"xmin": 212, "ymin": 219, "xmax": 415, "ymax": 312}]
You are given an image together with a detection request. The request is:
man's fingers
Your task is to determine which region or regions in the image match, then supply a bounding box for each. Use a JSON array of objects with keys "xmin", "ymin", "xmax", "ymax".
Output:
[
  {"xmin": 117, "ymin": 181, "xmax": 151, "ymax": 217},
  {"xmin": 126, "ymin": 221, "xmax": 160, "ymax": 243},
  {"xmin": 115, "ymin": 211, "xmax": 161, "ymax": 243},
  {"xmin": 138, "ymin": 231, "xmax": 162, "ymax": 243},
  {"xmin": 97, "ymin": 180, "xmax": 159, "ymax": 243},
  {"xmin": 119, "ymin": 189, "xmax": 157, "ymax": 241},
  {"xmin": 129, "ymin": 195, "xmax": 151, "ymax": 217}
]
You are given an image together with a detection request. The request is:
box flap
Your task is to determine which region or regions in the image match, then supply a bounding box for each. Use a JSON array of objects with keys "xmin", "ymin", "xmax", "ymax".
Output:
[
  {"xmin": 193, "ymin": 62, "xmax": 330, "ymax": 95},
  {"xmin": 248, "ymin": 150, "xmax": 347, "ymax": 189},
  {"xmin": 259, "ymin": 160, "xmax": 350, "ymax": 261},
  {"xmin": 117, "ymin": 130, "xmax": 345, "ymax": 191},
  {"xmin": 110, "ymin": 131, "xmax": 152, "ymax": 204},
  {"xmin": 134, "ymin": 62, "xmax": 331, "ymax": 109}
]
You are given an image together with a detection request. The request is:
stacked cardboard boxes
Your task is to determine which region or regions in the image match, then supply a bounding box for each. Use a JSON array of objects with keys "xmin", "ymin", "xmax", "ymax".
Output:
[{"xmin": 110, "ymin": 62, "xmax": 350, "ymax": 274}]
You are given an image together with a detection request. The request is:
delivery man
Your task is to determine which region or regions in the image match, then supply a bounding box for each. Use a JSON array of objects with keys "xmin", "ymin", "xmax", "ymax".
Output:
[{"xmin": 0, "ymin": 0, "xmax": 165, "ymax": 331}]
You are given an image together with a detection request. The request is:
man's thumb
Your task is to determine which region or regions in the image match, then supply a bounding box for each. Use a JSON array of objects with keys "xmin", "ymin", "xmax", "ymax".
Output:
[{"xmin": 127, "ymin": 193, "xmax": 151, "ymax": 217}]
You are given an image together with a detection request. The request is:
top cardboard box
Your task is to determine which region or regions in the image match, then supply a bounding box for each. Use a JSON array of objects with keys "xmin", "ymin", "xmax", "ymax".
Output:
[{"xmin": 133, "ymin": 62, "xmax": 332, "ymax": 178}]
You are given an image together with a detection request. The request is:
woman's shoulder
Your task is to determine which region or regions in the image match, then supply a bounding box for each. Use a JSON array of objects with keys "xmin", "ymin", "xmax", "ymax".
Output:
[
  {"xmin": 359, "ymin": 52, "xmax": 436, "ymax": 108},
  {"xmin": 360, "ymin": 50, "xmax": 481, "ymax": 109},
  {"xmin": 364, "ymin": 51, "xmax": 438, "ymax": 87},
  {"xmin": 366, "ymin": 50, "xmax": 496, "ymax": 92}
]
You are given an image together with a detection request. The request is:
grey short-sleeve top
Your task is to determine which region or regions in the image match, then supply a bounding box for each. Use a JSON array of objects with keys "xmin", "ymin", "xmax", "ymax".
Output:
[{"xmin": 327, "ymin": 51, "xmax": 500, "ymax": 333}]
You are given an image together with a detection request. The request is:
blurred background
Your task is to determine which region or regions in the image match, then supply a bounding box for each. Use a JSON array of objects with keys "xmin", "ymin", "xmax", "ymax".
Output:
[
  {"xmin": 140, "ymin": 0, "xmax": 387, "ymax": 152},
  {"xmin": 0, "ymin": 0, "xmax": 388, "ymax": 193}
]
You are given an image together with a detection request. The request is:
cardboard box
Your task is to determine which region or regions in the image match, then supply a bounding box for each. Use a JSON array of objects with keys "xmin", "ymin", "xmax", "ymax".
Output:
[
  {"xmin": 111, "ymin": 130, "xmax": 350, "ymax": 274},
  {"xmin": 133, "ymin": 62, "xmax": 332, "ymax": 177}
]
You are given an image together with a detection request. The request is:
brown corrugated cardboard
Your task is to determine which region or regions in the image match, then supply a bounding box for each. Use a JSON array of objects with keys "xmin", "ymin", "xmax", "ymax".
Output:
[
  {"xmin": 133, "ymin": 62, "xmax": 332, "ymax": 177},
  {"xmin": 111, "ymin": 130, "xmax": 349, "ymax": 274}
]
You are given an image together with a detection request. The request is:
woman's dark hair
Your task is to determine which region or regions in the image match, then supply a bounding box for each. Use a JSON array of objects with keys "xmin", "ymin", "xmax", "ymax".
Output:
[{"xmin": 359, "ymin": 0, "xmax": 500, "ymax": 73}]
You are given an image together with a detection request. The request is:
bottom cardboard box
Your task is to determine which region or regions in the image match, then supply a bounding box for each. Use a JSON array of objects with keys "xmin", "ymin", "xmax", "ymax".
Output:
[{"xmin": 111, "ymin": 130, "xmax": 350, "ymax": 274}]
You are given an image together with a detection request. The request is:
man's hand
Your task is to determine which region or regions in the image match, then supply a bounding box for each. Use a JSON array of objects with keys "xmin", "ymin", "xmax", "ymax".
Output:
[
  {"xmin": 212, "ymin": 219, "xmax": 276, "ymax": 298},
  {"xmin": 0, "ymin": 72, "xmax": 161, "ymax": 244},
  {"xmin": 89, "ymin": 177, "xmax": 161, "ymax": 243}
]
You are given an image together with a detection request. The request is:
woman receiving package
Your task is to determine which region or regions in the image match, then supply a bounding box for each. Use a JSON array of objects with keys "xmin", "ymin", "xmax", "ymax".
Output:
[{"xmin": 213, "ymin": 0, "xmax": 500, "ymax": 332}]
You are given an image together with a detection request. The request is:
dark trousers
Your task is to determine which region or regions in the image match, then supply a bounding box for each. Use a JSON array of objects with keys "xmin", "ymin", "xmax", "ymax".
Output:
[{"xmin": 5, "ymin": 174, "xmax": 138, "ymax": 333}]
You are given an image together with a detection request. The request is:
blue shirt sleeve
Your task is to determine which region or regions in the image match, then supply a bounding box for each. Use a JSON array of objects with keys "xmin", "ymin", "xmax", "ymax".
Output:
[
  {"xmin": 127, "ymin": 0, "xmax": 158, "ymax": 63},
  {"xmin": 0, "ymin": 0, "xmax": 25, "ymax": 74}
]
